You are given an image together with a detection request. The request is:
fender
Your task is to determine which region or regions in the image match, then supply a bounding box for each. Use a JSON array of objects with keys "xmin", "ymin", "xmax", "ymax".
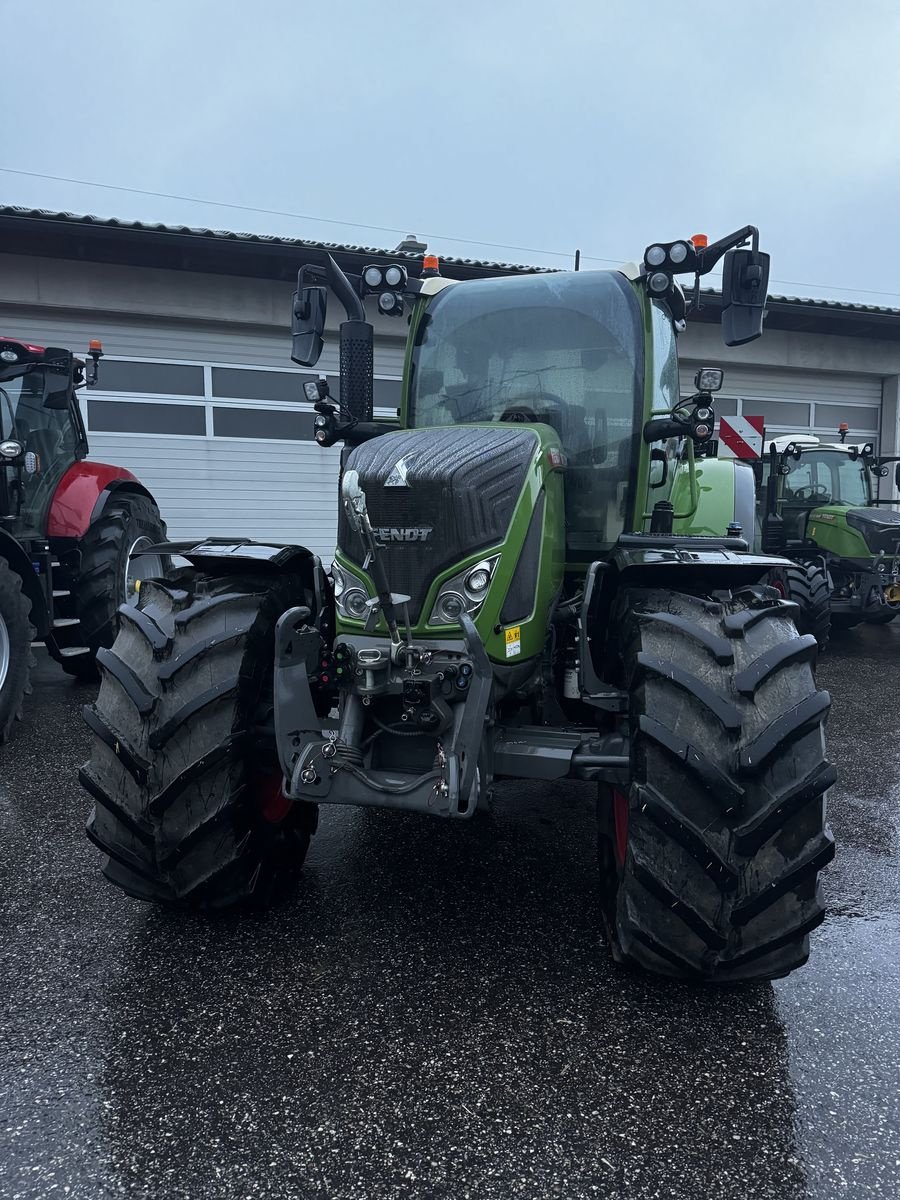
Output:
[
  {"xmin": 611, "ymin": 539, "xmax": 793, "ymax": 589},
  {"xmin": 149, "ymin": 538, "xmax": 329, "ymax": 626},
  {"xmin": 47, "ymin": 461, "xmax": 155, "ymax": 539},
  {"xmin": 0, "ymin": 529, "xmax": 51, "ymax": 638}
]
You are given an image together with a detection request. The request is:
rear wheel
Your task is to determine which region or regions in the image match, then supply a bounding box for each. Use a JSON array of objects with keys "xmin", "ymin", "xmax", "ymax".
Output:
[
  {"xmin": 767, "ymin": 561, "xmax": 831, "ymax": 651},
  {"xmin": 80, "ymin": 568, "xmax": 317, "ymax": 907},
  {"xmin": 599, "ymin": 586, "xmax": 835, "ymax": 983},
  {"xmin": 51, "ymin": 492, "xmax": 167, "ymax": 680},
  {"xmin": 0, "ymin": 559, "xmax": 34, "ymax": 744}
]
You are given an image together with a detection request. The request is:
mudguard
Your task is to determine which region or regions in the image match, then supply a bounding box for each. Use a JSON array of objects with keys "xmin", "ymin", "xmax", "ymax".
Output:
[
  {"xmin": 47, "ymin": 461, "xmax": 153, "ymax": 539},
  {"xmin": 611, "ymin": 537, "xmax": 792, "ymax": 588},
  {"xmin": 146, "ymin": 538, "xmax": 330, "ymax": 627}
]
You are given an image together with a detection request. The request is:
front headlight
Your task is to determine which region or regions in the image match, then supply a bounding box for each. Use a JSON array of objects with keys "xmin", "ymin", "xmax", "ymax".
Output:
[
  {"xmin": 429, "ymin": 555, "xmax": 500, "ymax": 626},
  {"xmin": 332, "ymin": 562, "xmax": 370, "ymax": 621}
]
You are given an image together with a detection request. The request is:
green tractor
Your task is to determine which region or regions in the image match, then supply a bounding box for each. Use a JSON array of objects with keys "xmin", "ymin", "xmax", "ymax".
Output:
[
  {"xmin": 81, "ymin": 227, "xmax": 836, "ymax": 983},
  {"xmin": 756, "ymin": 434, "xmax": 900, "ymax": 643}
]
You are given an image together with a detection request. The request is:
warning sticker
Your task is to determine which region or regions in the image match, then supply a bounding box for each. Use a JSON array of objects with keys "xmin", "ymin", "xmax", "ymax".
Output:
[{"xmin": 505, "ymin": 625, "xmax": 521, "ymax": 658}]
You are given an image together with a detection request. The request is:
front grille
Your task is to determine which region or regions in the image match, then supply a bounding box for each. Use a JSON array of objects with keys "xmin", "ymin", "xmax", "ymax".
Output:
[{"xmin": 339, "ymin": 426, "xmax": 538, "ymax": 621}]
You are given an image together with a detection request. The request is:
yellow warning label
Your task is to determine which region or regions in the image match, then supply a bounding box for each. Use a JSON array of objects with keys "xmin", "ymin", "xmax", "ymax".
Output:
[{"xmin": 505, "ymin": 625, "xmax": 522, "ymax": 658}]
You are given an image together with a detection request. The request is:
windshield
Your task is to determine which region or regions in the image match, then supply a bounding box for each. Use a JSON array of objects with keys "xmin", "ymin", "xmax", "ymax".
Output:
[
  {"xmin": 0, "ymin": 368, "xmax": 80, "ymax": 537},
  {"xmin": 409, "ymin": 270, "xmax": 643, "ymax": 544},
  {"xmin": 781, "ymin": 450, "xmax": 871, "ymax": 507}
]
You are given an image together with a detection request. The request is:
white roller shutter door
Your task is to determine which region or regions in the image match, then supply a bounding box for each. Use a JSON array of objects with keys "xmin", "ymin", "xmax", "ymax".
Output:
[
  {"xmin": 680, "ymin": 361, "xmax": 883, "ymax": 445},
  {"xmin": 1, "ymin": 311, "xmax": 405, "ymax": 561}
]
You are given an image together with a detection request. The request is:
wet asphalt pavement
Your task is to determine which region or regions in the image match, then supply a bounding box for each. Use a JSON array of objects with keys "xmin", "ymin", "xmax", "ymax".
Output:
[{"xmin": 1, "ymin": 627, "xmax": 899, "ymax": 1200}]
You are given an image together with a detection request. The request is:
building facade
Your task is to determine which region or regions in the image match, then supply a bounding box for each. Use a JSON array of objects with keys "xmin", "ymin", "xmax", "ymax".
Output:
[{"xmin": 1, "ymin": 206, "xmax": 898, "ymax": 560}]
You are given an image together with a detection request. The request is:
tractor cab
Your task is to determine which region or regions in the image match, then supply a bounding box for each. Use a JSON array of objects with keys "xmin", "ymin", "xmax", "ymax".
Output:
[
  {"xmin": 405, "ymin": 269, "xmax": 646, "ymax": 557},
  {"xmin": 763, "ymin": 435, "xmax": 875, "ymax": 542},
  {"xmin": 759, "ymin": 432, "xmax": 900, "ymax": 624},
  {"xmin": 0, "ymin": 337, "xmax": 97, "ymax": 539}
]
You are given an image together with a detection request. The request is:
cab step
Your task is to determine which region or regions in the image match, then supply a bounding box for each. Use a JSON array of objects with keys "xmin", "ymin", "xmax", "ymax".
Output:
[
  {"xmin": 53, "ymin": 617, "xmax": 82, "ymax": 629},
  {"xmin": 59, "ymin": 646, "xmax": 92, "ymax": 658}
]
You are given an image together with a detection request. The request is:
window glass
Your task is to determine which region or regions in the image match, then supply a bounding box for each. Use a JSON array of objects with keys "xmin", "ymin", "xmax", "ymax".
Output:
[
  {"xmin": 410, "ymin": 270, "xmax": 643, "ymax": 545},
  {"xmin": 212, "ymin": 407, "xmax": 314, "ymax": 440},
  {"xmin": 650, "ymin": 303, "xmax": 681, "ymax": 496},
  {"xmin": 832, "ymin": 454, "xmax": 870, "ymax": 506},
  {"xmin": 88, "ymin": 400, "xmax": 205, "ymax": 435},
  {"xmin": 814, "ymin": 403, "xmax": 879, "ymax": 433},
  {"xmin": 757, "ymin": 400, "xmax": 810, "ymax": 427},
  {"xmin": 212, "ymin": 367, "xmax": 401, "ymax": 412},
  {"xmin": 212, "ymin": 368, "xmax": 310, "ymax": 403},
  {"xmin": 0, "ymin": 370, "xmax": 80, "ymax": 536},
  {"xmin": 782, "ymin": 451, "xmax": 870, "ymax": 506},
  {"xmin": 96, "ymin": 360, "xmax": 204, "ymax": 396}
]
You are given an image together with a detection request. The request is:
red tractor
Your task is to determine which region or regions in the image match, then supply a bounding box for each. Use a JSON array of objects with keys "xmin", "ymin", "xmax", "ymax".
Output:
[{"xmin": 0, "ymin": 336, "xmax": 167, "ymax": 740}]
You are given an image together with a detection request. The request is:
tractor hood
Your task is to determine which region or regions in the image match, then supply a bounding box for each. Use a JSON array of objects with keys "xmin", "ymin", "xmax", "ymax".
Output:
[
  {"xmin": 337, "ymin": 425, "xmax": 543, "ymax": 624},
  {"xmin": 845, "ymin": 507, "xmax": 900, "ymax": 555}
]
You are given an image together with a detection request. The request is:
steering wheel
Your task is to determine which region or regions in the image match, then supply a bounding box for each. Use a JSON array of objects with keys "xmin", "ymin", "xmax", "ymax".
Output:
[
  {"xmin": 499, "ymin": 404, "xmax": 538, "ymax": 423},
  {"xmin": 792, "ymin": 484, "xmax": 830, "ymax": 500}
]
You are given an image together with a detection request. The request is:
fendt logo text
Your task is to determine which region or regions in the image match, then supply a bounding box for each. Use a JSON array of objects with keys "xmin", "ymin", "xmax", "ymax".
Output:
[{"xmin": 374, "ymin": 526, "xmax": 433, "ymax": 543}]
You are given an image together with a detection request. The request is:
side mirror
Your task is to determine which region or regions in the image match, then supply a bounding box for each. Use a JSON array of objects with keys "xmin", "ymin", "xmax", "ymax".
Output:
[
  {"xmin": 291, "ymin": 286, "xmax": 327, "ymax": 367},
  {"xmin": 720, "ymin": 248, "xmax": 771, "ymax": 347},
  {"xmin": 895, "ymin": 462, "xmax": 900, "ymax": 493},
  {"xmin": 42, "ymin": 348, "xmax": 74, "ymax": 409}
]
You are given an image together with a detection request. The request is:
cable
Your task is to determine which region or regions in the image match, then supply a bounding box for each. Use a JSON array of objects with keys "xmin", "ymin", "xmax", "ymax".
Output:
[
  {"xmin": 0, "ymin": 166, "xmax": 620, "ymax": 265},
  {"xmin": 1, "ymin": 165, "xmax": 894, "ymax": 300}
]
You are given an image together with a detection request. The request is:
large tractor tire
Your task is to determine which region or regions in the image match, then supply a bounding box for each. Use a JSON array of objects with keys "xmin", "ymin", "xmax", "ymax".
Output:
[
  {"xmin": 50, "ymin": 492, "xmax": 167, "ymax": 681},
  {"xmin": 599, "ymin": 586, "xmax": 835, "ymax": 983},
  {"xmin": 80, "ymin": 569, "xmax": 317, "ymax": 908},
  {"xmin": 0, "ymin": 559, "xmax": 34, "ymax": 744},
  {"xmin": 766, "ymin": 561, "xmax": 831, "ymax": 652}
]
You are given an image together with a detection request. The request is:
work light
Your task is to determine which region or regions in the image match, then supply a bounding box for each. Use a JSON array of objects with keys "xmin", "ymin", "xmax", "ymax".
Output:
[
  {"xmin": 695, "ymin": 367, "xmax": 724, "ymax": 392},
  {"xmin": 378, "ymin": 292, "xmax": 403, "ymax": 316},
  {"xmin": 384, "ymin": 265, "xmax": 407, "ymax": 288}
]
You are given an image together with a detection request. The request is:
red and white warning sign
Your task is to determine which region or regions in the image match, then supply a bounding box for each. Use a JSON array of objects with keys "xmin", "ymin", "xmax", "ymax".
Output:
[{"xmin": 718, "ymin": 415, "xmax": 765, "ymax": 460}]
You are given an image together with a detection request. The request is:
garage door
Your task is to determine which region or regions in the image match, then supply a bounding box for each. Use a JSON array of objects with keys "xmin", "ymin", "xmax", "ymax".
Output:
[
  {"xmin": 680, "ymin": 362, "xmax": 882, "ymax": 446},
  {"xmin": 2, "ymin": 312, "xmax": 405, "ymax": 562}
]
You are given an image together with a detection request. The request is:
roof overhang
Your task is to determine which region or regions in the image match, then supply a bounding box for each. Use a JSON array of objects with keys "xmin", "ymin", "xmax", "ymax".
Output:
[{"xmin": 2, "ymin": 205, "xmax": 900, "ymax": 341}]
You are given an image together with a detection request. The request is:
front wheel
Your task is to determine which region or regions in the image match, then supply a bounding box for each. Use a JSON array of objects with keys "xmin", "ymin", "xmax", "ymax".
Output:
[
  {"xmin": 0, "ymin": 559, "xmax": 34, "ymax": 744},
  {"xmin": 599, "ymin": 586, "xmax": 835, "ymax": 983},
  {"xmin": 52, "ymin": 491, "xmax": 167, "ymax": 680},
  {"xmin": 766, "ymin": 561, "xmax": 831, "ymax": 652},
  {"xmin": 80, "ymin": 568, "xmax": 317, "ymax": 907}
]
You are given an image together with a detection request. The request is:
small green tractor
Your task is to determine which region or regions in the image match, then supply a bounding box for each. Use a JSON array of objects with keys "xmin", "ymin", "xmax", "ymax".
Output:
[
  {"xmin": 755, "ymin": 434, "xmax": 900, "ymax": 644},
  {"xmin": 81, "ymin": 227, "xmax": 835, "ymax": 983}
]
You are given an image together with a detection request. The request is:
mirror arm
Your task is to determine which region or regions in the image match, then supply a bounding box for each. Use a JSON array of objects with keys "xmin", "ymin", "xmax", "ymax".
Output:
[
  {"xmin": 325, "ymin": 254, "xmax": 365, "ymax": 322},
  {"xmin": 694, "ymin": 225, "xmax": 759, "ymax": 276}
]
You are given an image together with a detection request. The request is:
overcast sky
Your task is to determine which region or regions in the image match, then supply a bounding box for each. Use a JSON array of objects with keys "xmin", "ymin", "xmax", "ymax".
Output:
[{"xmin": 3, "ymin": 1, "xmax": 899, "ymax": 303}]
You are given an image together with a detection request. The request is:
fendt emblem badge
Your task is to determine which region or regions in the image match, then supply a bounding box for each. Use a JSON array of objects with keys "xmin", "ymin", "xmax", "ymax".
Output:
[
  {"xmin": 374, "ymin": 526, "xmax": 433, "ymax": 543},
  {"xmin": 385, "ymin": 456, "xmax": 412, "ymax": 487}
]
